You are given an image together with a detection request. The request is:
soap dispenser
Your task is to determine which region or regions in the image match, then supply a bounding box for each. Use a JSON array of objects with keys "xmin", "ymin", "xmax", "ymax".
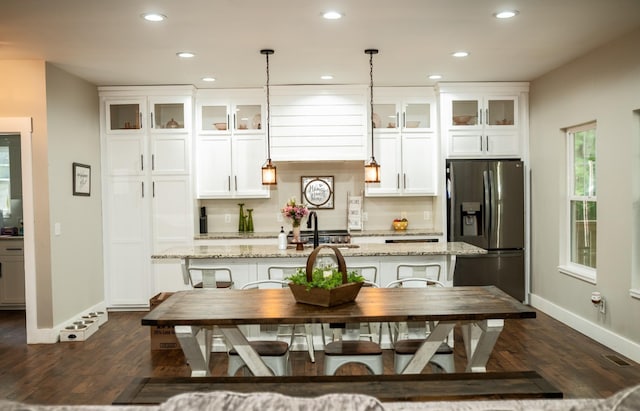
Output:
[{"xmin": 278, "ymin": 226, "xmax": 287, "ymax": 250}]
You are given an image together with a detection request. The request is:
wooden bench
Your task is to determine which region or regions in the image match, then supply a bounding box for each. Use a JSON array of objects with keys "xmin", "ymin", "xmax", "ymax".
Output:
[{"xmin": 113, "ymin": 371, "xmax": 562, "ymax": 405}]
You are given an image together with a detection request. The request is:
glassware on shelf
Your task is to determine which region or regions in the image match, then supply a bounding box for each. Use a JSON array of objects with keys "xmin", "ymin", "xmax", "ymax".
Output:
[
  {"xmin": 238, "ymin": 203, "xmax": 245, "ymax": 232},
  {"xmin": 246, "ymin": 209, "xmax": 254, "ymax": 232}
]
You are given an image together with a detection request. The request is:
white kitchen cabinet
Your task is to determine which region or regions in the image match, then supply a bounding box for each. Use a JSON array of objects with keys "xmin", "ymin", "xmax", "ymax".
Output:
[
  {"xmin": 365, "ymin": 88, "xmax": 438, "ymax": 197},
  {"xmin": 100, "ymin": 86, "xmax": 195, "ymax": 308},
  {"xmin": 438, "ymin": 82, "xmax": 529, "ymax": 158},
  {"xmin": 0, "ymin": 239, "xmax": 25, "ymax": 308},
  {"xmin": 195, "ymin": 89, "xmax": 269, "ymax": 199}
]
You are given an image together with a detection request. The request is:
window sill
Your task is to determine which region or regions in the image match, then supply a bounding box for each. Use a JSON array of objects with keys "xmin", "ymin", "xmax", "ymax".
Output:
[
  {"xmin": 558, "ymin": 264, "xmax": 596, "ymax": 284},
  {"xmin": 630, "ymin": 289, "xmax": 640, "ymax": 300}
]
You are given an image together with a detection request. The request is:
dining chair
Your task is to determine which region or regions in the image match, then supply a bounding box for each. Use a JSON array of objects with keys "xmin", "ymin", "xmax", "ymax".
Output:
[
  {"xmin": 266, "ymin": 266, "xmax": 316, "ymax": 363},
  {"xmin": 385, "ymin": 277, "xmax": 454, "ymax": 373},
  {"xmin": 227, "ymin": 279, "xmax": 291, "ymax": 376}
]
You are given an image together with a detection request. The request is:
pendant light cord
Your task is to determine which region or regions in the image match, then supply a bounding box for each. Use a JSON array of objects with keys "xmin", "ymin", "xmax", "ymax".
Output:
[
  {"xmin": 265, "ymin": 52, "xmax": 271, "ymax": 160},
  {"xmin": 369, "ymin": 51, "xmax": 374, "ymax": 161}
]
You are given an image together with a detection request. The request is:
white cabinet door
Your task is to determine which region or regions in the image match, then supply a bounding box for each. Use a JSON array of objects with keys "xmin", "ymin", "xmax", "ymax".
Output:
[
  {"xmin": 106, "ymin": 135, "xmax": 145, "ymax": 176},
  {"xmin": 104, "ymin": 98, "xmax": 146, "ymax": 135},
  {"xmin": 365, "ymin": 133, "xmax": 402, "ymax": 196},
  {"xmin": 105, "ymin": 176, "xmax": 150, "ymax": 306},
  {"xmin": 402, "ymin": 133, "xmax": 437, "ymax": 195},
  {"xmin": 0, "ymin": 255, "xmax": 25, "ymax": 305},
  {"xmin": 233, "ymin": 134, "xmax": 269, "ymax": 198},
  {"xmin": 195, "ymin": 136, "xmax": 232, "ymax": 198},
  {"xmin": 151, "ymin": 134, "xmax": 189, "ymax": 175}
]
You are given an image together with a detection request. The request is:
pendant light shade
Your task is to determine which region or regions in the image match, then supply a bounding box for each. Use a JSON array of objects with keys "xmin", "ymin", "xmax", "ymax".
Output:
[
  {"xmin": 364, "ymin": 49, "xmax": 380, "ymax": 183},
  {"xmin": 261, "ymin": 49, "xmax": 277, "ymax": 185}
]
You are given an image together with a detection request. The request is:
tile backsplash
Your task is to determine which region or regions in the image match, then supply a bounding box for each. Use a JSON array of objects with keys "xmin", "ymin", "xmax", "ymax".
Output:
[{"xmin": 199, "ymin": 161, "xmax": 442, "ymax": 234}]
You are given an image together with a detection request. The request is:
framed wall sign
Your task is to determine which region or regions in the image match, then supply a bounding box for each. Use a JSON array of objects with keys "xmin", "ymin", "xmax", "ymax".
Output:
[
  {"xmin": 72, "ymin": 162, "xmax": 91, "ymax": 196},
  {"xmin": 301, "ymin": 176, "xmax": 334, "ymax": 209}
]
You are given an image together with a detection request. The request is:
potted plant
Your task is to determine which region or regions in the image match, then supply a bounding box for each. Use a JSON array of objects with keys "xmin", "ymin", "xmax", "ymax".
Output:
[{"xmin": 287, "ymin": 245, "xmax": 365, "ymax": 307}]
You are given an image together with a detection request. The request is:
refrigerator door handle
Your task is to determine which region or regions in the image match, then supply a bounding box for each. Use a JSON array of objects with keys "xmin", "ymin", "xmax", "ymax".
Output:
[
  {"xmin": 488, "ymin": 169, "xmax": 497, "ymax": 244},
  {"xmin": 483, "ymin": 170, "xmax": 491, "ymax": 238}
]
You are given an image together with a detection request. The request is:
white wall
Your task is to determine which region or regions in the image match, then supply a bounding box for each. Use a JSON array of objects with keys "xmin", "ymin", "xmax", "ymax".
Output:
[
  {"xmin": 529, "ymin": 27, "xmax": 640, "ymax": 359},
  {"xmin": 45, "ymin": 63, "xmax": 103, "ymax": 326}
]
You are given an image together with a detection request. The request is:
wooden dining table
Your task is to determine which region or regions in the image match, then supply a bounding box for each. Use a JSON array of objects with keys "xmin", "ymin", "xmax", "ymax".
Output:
[{"xmin": 142, "ymin": 285, "xmax": 535, "ymax": 377}]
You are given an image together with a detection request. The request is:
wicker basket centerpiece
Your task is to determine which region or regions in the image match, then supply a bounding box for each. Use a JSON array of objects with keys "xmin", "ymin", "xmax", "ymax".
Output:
[{"xmin": 287, "ymin": 245, "xmax": 364, "ymax": 307}]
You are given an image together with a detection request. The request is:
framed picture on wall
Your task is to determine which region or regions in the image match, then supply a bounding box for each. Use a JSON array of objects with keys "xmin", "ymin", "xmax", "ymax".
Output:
[
  {"xmin": 301, "ymin": 176, "xmax": 334, "ymax": 209},
  {"xmin": 72, "ymin": 162, "xmax": 91, "ymax": 196}
]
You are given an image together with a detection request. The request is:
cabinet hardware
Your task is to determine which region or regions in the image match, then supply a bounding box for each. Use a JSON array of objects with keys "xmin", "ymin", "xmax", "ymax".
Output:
[
  {"xmin": 233, "ymin": 113, "xmax": 236, "ymax": 130},
  {"xmin": 139, "ymin": 112, "xmax": 142, "ymax": 130},
  {"xmin": 479, "ymin": 136, "xmax": 483, "ymax": 151},
  {"xmin": 151, "ymin": 154, "xmax": 155, "ymax": 171},
  {"xmin": 396, "ymin": 174, "xmax": 400, "ymax": 189},
  {"xmin": 479, "ymin": 110, "xmax": 482, "ymax": 125},
  {"xmin": 152, "ymin": 181, "xmax": 155, "ymax": 198},
  {"xmin": 141, "ymin": 182, "xmax": 144, "ymax": 198},
  {"xmin": 402, "ymin": 112, "xmax": 406, "ymax": 128},
  {"xmin": 403, "ymin": 173, "xmax": 407, "ymax": 189},
  {"xmin": 6, "ymin": 248, "xmax": 22, "ymax": 251},
  {"xmin": 141, "ymin": 154, "xmax": 144, "ymax": 171},
  {"xmin": 0, "ymin": 262, "xmax": 2, "ymax": 278},
  {"xmin": 150, "ymin": 112, "xmax": 154, "ymax": 128},
  {"xmin": 485, "ymin": 136, "xmax": 489, "ymax": 152},
  {"xmin": 485, "ymin": 109, "xmax": 489, "ymax": 125},
  {"xmin": 234, "ymin": 176, "xmax": 238, "ymax": 191},
  {"xmin": 228, "ymin": 176, "xmax": 231, "ymax": 192},
  {"xmin": 396, "ymin": 112, "xmax": 399, "ymax": 128}
]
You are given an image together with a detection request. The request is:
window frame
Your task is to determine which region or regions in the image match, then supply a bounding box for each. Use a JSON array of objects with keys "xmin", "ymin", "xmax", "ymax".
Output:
[{"xmin": 558, "ymin": 122, "xmax": 597, "ymax": 283}]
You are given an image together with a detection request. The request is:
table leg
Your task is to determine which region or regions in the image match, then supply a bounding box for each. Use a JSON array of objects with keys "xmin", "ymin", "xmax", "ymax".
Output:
[
  {"xmin": 304, "ymin": 324, "xmax": 315, "ymax": 363},
  {"xmin": 401, "ymin": 321, "xmax": 456, "ymax": 374},
  {"xmin": 461, "ymin": 319, "xmax": 504, "ymax": 372},
  {"xmin": 175, "ymin": 325, "xmax": 213, "ymax": 377},
  {"xmin": 218, "ymin": 325, "xmax": 274, "ymax": 376}
]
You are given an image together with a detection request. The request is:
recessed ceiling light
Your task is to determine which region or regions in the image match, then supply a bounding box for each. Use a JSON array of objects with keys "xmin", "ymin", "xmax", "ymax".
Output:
[
  {"xmin": 429, "ymin": 74, "xmax": 442, "ymax": 80},
  {"xmin": 176, "ymin": 52, "xmax": 195, "ymax": 58},
  {"xmin": 452, "ymin": 51, "xmax": 469, "ymax": 58},
  {"xmin": 494, "ymin": 10, "xmax": 519, "ymax": 19},
  {"xmin": 141, "ymin": 13, "xmax": 166, "ymax": 22},
  {"xmin": 202, "ymin": 77, "xmax": 216, "ymax": 82},
  {"xmin": 320, "ymin": 75, "xmax": 334, "ymax": 80},
  {"xmin": 322, "ymin": 11, "xmax": 343, "ymax": 20}
]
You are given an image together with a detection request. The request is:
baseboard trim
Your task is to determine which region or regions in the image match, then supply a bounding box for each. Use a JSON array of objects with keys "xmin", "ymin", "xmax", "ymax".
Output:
[
  {"xmin": 27, "ymin": 301, "xmax": 109, "ymax": 344},
  {"xmin": 530, "ymin": 293, "xmax": 640, "ymax": 364}
]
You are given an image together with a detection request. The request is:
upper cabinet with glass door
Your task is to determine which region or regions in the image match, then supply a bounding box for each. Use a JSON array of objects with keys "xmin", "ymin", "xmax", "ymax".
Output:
[
  {"xmin": 149, "ymin": 96, "xmax": 191, "ymax": 132},
  {"xmin": 105, "ymin": 98, "xmax": 146, "ymax": 134},
  {"xmin": 438, "ymin": 82, "xmax": 529, "ymax": 158},
  {"xmin": 198, "ymin": 90, "xmax": 263, "ymax": 134},
  {"xmin": 372, "ymin": 88, "xmax": 436, "ymax": 133}
]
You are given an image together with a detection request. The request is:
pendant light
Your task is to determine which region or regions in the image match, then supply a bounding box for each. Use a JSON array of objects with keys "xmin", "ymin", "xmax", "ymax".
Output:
[
  {"xmin": 261, "ymin": 49, "xmax": 277, "ymax": 185},
  {"xmin": 364, "ymin": 48, "xmax": 381, "ymax": 183}
]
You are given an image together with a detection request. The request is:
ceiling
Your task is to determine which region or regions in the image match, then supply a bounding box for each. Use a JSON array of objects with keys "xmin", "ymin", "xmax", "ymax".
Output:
[{"xmin": 2, "ymin": 0, "xmax": 640, "ymax": 89}]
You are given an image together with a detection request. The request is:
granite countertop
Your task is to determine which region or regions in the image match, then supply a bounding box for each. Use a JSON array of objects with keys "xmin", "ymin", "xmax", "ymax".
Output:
[
  {"xmin": 195, "ymin": 229, "xmax": 443, "ymax": 241},
  {"xmin": 152, "ymin": 242, "xmax": 486, "ymax": 260}
]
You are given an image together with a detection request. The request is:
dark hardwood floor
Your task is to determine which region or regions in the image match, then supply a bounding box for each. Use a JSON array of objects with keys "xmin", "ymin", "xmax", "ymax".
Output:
[{"xmin": 1, "ymin": 308, "xmax": 639, "ymax": 405}]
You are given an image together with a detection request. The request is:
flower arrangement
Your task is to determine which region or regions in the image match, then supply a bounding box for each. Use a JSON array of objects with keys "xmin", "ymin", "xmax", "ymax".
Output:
[
  {"xmin": 287, "ymin": 265, "xmax": 364, "ymax": 291},
  {"xmin": 281, "ymin": 197, "xmax": 309, "ymax": 227}
]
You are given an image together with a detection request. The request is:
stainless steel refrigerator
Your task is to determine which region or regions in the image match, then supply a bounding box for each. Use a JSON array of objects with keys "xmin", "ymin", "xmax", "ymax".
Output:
[{"xmin": 446, "ymin": 159, "xmax": 525, "ymax": 301}]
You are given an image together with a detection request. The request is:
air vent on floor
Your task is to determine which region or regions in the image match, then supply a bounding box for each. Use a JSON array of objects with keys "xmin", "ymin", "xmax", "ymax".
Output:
[{"xmin": 603, "ymin": 354, "xmax": 631, "ymax": 366}]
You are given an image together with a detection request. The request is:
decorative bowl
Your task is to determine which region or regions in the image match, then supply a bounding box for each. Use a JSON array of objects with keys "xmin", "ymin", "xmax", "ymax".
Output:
[
  {"xmin": 453, "ymin": 115, "xmax": 473, "ymax": 125},
  {"xmin": 214, "ymin": 122, "xmax": 227, "ymax": 130},
  {"xmin": 405, "ymin": 120, "xmax": 420, "ymax": 128},
  {"xmin": 392, "ymin": 220, "xmax": 408, "ymax": 230}
]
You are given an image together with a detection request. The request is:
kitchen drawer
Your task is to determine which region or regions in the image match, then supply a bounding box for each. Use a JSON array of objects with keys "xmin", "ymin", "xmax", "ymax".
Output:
[{"xmin": 0, "ymin": 239, "xmax": 24, "ymax": 256}]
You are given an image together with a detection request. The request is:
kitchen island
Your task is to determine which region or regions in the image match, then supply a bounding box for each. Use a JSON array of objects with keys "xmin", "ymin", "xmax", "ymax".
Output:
[{"xmin": 152, "ymin": 242, "xmax": 486, "ymax": 289}]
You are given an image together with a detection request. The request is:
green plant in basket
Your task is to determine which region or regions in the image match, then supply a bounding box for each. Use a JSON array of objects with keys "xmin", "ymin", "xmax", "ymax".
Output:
[{"xmin": 287, "ymin": 266, "xmax": 364, "ymax": 291}]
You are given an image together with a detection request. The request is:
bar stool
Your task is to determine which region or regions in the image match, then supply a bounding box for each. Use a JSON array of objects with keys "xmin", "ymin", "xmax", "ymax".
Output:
[
  {"xmin": 396, "ymin": 263, "xmax": 442, "ymax": 282},
  {"xmin": 227, "ymin": 280, "xmax": 291, "ymax": 376},
  {"xmin": 267, "ymin": 266, "xmax": 316, "ymax": 363},
  {"xmin": 187, "ymin": 266, "xmax": 233, "ymax": 289}
]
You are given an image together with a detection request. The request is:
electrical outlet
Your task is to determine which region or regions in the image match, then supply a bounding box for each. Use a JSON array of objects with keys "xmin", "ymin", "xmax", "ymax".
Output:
[
  {"xmin": 424, "ymin": 211, "xmax": 432, "ymax": 220},
  {"xmin": 400, "ymin": 211, "xmax": 407, "ymax": 219},
  {"xmin": 362, "ymin": 212, "xmax": 368, "ymax": 221},
  {"xmin": 277, "ymin": 213, "xmax": 283, "ymax": 222},
  {"xmin": 224, "ymin": 214, "xmax": 231, "ymax": 223}
]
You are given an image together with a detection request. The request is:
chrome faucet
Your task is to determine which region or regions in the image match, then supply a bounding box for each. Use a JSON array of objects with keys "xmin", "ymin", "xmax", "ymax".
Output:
[{"xmin": 307, "ymin": 211, "xmax": 319, "ymax": 248}]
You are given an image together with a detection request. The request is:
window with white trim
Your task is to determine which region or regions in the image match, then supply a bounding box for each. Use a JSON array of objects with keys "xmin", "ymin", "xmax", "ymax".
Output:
[{"xmin": 561, "ymin": 122, "xmax": 597, "ymax": 281}]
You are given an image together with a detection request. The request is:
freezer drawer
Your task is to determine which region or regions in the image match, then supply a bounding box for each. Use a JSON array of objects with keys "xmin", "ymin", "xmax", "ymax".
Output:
[{"xmin": 453, "ymin": 250, "xmax": 525, "ymax": 301}]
